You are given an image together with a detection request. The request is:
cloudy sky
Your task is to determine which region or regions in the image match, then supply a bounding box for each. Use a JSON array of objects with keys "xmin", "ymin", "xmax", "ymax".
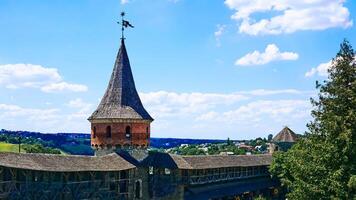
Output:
[{"xmin": 0, "ymin": 0, "xmax": 355, "ymax": 139}]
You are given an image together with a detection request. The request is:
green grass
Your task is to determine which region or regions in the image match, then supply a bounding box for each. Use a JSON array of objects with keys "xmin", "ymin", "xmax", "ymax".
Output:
[
  {"xmin": 0, "ymin": 142, "xmax": 67, "ymax": 155},
  {"xmin": 0, "ymin": 142, "xmax": 25, "ymax": 153}
]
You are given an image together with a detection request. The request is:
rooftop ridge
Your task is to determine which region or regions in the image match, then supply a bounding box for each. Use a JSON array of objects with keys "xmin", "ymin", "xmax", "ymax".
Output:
[
  {"xmin": 0, "ymin": 152, "xmax": 136, "ymax": 172},
  {"xmin": 272, "ymin": 126, "xmax": 298, "ymax": 143}
]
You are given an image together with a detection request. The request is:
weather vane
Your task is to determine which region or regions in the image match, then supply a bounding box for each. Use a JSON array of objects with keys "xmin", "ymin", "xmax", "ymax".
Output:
[{"xmin": 118, "ymin": 12, "xmax": 134, "ymax": 40}]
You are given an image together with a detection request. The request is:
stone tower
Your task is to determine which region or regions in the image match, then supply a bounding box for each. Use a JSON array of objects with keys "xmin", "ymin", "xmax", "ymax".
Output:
[
  {"xmin": 88, "ymin": 39, "xmax": 153, "ymax": 156},
  {"xmin": 269, "ymin": 126, "xmax": 298, "ymax": 153}
]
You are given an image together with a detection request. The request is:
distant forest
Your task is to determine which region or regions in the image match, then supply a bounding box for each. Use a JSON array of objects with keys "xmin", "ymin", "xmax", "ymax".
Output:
[{"xmin": 0, "ymin": 129, "xmax": 230, "ymax": 155}]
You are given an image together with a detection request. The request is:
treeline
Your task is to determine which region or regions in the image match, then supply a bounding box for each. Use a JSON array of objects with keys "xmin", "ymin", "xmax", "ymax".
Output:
[
  {"xmin": 22, "ymin": 144, "xmax": 61, "ymax": 154},
  {"xmin": 167, "ymin": 137, "xmax": 270, "ymax": 156},
  {"xmin": 0, "ymin": 134, "xmax": 61, "ymax": 154},
  {"xmin": 0, "ymin": 130, "xmax": 94, "ymax": 155}
]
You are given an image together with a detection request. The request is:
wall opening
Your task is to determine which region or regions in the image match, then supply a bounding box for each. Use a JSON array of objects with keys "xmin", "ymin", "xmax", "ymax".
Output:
[
  {"xmin": 135, "ymin": 179, "xmax": 142, "ymax": 199},
  {"xmin": 93, "ymin": 126, "xmax": 96, "ymax": 138},
  {"xmin": 106, "ymin": 126, "xmax": 111, "ymax": 138},
  {"xmin": 125, "ymin": 126, "xmax": 131, "ymax": 138},
  {"xmin": 146, "ymin": 127, "xmax": 149, "ymax": 139}
]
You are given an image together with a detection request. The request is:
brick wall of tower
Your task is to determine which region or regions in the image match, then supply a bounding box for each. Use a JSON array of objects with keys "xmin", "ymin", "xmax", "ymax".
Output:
[{"xmin": 91, "ymin": 122, "xmax": 150, "ymax": 149}]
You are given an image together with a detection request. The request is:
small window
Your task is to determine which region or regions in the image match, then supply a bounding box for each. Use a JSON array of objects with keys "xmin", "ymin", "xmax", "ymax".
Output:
[
  {"xmin": 93, "ymin": 127, "xmax": 96, "ymax": 138},
  {"xmin": 125, "ymin": 126, "xmax": 131, "ymax": 138},
  {"xmin": 164, "ymin": 168, "xmax": 171, "ymax": 175},
  {"xmin": 146, "ymin": 127, "xmax": 149, "ymax": 139},
  {"xmin": 135, "ymin": 179, "xmax": 142, "ymax": 199},
  {"xmin": 149, "ymin": 167, "xmax": 154, "ymax": 175},
  {"xmin": 106, "ymin": 126, "xmax": 111, "ymax": 138}
]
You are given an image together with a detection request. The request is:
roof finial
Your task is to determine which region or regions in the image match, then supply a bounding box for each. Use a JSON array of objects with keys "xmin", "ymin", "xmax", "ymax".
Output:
[{"xmin": 118, "ymin": 11, "xmax": 134, "ymax": 40}]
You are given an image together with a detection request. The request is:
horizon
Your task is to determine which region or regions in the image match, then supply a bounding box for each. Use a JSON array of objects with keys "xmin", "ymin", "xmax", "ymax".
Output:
[{"xmin": 0, "ymin": 0, "xmax": 355, "ymax": 140}]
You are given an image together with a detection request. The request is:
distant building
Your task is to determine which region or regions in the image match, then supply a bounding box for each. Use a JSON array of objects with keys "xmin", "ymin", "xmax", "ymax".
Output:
[
  {"xmin": 269, "ymin": 126, "xmax": 298, "ymax": 153},
  {"xmin": 219, "ymin": 151, "xmax": 234, "ymax": 155},
  {"xmin": 238, "ymin": 144, "xmax": 254, "ymax": 151},
  {"xmin": 199, "ymin": 147, "xmax": 208, "ymax": 152}
]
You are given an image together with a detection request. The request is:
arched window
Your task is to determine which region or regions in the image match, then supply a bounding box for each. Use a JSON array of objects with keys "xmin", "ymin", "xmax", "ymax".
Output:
[
  {"xmin": 106, "ymin": 126, "xmax": 111, "ymax": 138},
  {"xmin": 93, "ymin": 127, "xmax": 96, "ymax": 138},
  {"xmin": 125, "ymin": 126, "xmax": 131, "ymax": 138},
  {"xmin": 135, "ymin": 179, "xmax": 142, "ymax": 199}
]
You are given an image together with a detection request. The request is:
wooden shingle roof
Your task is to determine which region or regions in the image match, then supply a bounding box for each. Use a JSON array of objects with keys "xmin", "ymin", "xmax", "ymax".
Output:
[
  {"xmin": 88, "ymin": 39, "xmax": 153, "ymax": 121},
  {"xmin": 0, "ymin": 152, "xmax": 136, "ymax": 172},
  {"xmin": 272, "ymin": 127, "xmax": 298, "ymax": 143},
  {"xmin": 142, "ymin": 153, "xmax": 272, "ymax": 169}
]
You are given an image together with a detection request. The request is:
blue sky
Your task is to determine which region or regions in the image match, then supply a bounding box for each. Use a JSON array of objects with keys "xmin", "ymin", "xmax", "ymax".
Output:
[{"xmin": 0, "ymin": 0, "xmax": 355, "ymax": 139}]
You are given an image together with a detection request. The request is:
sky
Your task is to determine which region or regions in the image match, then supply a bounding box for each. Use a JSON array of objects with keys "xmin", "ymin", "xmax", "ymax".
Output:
[{"xmin": 0, "ymin": 0, "xmax": 355, "ymax": 139}]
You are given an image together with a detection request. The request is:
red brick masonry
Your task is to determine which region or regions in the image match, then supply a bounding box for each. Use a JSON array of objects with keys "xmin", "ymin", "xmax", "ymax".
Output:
[{"xmin": 91, "ymin": 122, "xmax": 150, "ymax": 149}]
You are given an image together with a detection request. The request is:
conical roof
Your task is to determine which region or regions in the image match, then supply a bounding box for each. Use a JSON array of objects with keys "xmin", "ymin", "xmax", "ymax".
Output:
[
  {"xmin": 272, "ymin": 127, "xmax": 298, "ymax": 143},
  {"xmin": 88, "ymin": 39, "xmax": 153, "ymax": 121}
]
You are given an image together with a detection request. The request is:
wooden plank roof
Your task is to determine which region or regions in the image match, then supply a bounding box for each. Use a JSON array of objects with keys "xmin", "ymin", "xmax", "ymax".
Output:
[
  {"xmin": 88, "ymin": 39, "xmax": 153, "ymax": 121},
  {"xmin": 272, "ymin": 126, "xmax": 298, "ymax": 143},
  {"xmin": 0, "ymin": 152, "xmax": 136, "ymax": 172},
  {"xmin": 142, "ymin": 153, "xmax": 272, "ymax": 169}
]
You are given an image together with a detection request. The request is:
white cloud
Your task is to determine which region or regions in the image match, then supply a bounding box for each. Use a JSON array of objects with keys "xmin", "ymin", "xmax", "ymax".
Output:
[
  {"xmin": 235, "ymin": 44, "xmax": 298, "ymax": 66},
  {"xmin": 224, "ymin": 0, "xmax": 352, "ymax": 35},
  {"xmin": 214, "ymin": 24, "xmax": 226, "ymax": 47},
  {"xmin": 0, "ymin": 104, "xmax": 60, "ymax": 121},
  {"xmin": 139, "ymin": 90, "xmax": 312, "ymax": 119},
  {"xmin": 66, "ymin": 98, "xmax": 93, "ymax": 120},
  {"xmin": 305, "ymin": 60, "xmax": 332, "ymax": 77},
  {"xmin": 0, "ymin": 101, "xmax": 92, "ymax": 133},
  {"xmin": 0, "ymin": 64, "xmax": 88, "ymax": 92},
  {"xmin": 305, "ymin": 56, "xmax": 356, "ymax": 78},
  {"xmin": 137, "ymin": 90, "xmax": 313, "ymax": 138},
  {"xmin": 140, "ymin": 91, "xmax": 249, "ymax": 118},
  {"xmin": 41, "ymin": 82, "xmax": 88, "ymax": 93},
  {"xmin": 121, "ymin": 0, "xmax": 129, "ymax": 4},
  {"xmin": 67, "ymin": 98, "xmax": 93, "ymax": 114},
  {"xmin": 196, "ymin": 100, "xmax": 310, "ymax": 123},
  {"xmin": 0, "ymin": 89, "xmax": 312, "ymax": 138},
  {"xmin": 238, "ymin": 89, "xmax": 310, "ymax": 96}
]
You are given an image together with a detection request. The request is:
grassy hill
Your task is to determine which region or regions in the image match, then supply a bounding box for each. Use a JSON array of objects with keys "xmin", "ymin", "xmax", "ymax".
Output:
[
  {"xmin": 0, "ymin": 142, "xmax": 67, "ymax": 155},
  {"xmin": 0, "ymin": 142, "xmax": 24, "ymax": 153}
]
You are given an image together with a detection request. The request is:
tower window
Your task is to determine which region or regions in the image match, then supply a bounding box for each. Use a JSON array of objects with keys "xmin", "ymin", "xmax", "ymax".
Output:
[
  {"xmin": 125, "ymin": 126, "xmax": 131, "ymax": 138},
  {"xmin": 106, "ymin": 126, "xmax": 111, "ymax": 138},
  {"xmin": 135, "ymin": 179, "xmax": 142, "ymax": 199},
  {"xmin": 93, "ymin": 127, "xmax": 96, "ymax": 138},
  {"xmin": 146, "ymin": 127, "xmax": 149, "ymax": 139}
]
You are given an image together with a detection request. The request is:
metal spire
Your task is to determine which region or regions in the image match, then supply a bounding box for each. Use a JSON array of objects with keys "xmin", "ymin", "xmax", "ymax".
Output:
[{"xmin": 118, "ymin": 12, "xmax": 134, "ymax": 40}]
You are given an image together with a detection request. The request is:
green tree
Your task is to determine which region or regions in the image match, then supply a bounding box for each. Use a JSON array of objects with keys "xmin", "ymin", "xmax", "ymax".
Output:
[
  {"xmin": 23, "ymin": 144, "xmax": 61, "ymax": 154},
  {"xmin": 270, "ymin": 40, "xmax": 356, "ymax": 199}
]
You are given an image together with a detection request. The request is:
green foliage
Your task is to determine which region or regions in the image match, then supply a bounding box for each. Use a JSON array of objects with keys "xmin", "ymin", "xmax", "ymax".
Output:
[
  {"xmin": 254, "ymin": 196, "xmax": 267, "ymax": 200},
  {"xmin": 271, "ymin": 40, "xmax": 356, "ymax": 199},
  {"xmin": 22, "ymin": 144, "xmax": 61, "ymax": 154},
  {"xmin": 175, "ymin": 145, "xmax": 206, "ymax": 155},
  {"xmin": 60, "ymin": 144, "xmax": 93, "ymax": 155}
]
